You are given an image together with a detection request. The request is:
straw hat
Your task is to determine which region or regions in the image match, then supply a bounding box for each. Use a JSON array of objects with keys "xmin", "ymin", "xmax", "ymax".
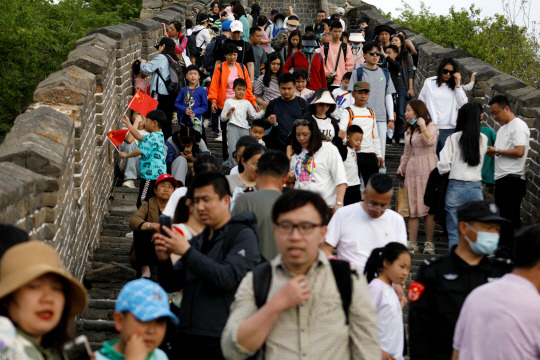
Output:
[{"xmin": 0, "ymin": 241, "xmax": 87, "ymax": 316}]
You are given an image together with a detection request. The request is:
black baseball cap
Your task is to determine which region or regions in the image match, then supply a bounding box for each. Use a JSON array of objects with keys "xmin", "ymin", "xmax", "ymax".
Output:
[{"xmin": 457, "ymin": 201, "xmax": 510, "ymax": 223}]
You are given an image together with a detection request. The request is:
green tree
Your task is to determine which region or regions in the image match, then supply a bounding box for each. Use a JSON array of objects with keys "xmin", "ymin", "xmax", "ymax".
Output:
[
  {"xmin": 0, "ymin": 0, "xmax": 142, "ymax": 138},
  {"xmin": 389, "ymin": 1, "xmax": 540, "ymax": 89}
]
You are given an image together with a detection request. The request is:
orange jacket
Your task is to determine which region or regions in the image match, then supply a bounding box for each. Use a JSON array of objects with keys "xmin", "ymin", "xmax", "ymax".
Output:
[{"xmin": 208, "ymin": 62, "xmax": 256, "ymax": 109}]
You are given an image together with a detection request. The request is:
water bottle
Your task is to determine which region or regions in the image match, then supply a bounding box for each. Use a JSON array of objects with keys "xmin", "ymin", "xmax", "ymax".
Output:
[{"xmin": 386, "ymin": 129, "xmax": 393, "ymax": 139}]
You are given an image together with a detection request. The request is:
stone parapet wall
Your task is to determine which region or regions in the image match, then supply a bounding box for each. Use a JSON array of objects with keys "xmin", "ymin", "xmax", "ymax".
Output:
[
  {"xmin": 347, "ymin": 3, "xmax": 540, "ymax": 223},
  {"xmin": 0, "ymin": 5, "xmax": 194, "ymax": 279}
]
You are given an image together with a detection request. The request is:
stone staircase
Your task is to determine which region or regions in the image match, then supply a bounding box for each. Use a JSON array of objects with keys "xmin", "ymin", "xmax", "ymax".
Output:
[{"xmin": 77, "ymin": 133, "xmax": 448, "ymax": 349}]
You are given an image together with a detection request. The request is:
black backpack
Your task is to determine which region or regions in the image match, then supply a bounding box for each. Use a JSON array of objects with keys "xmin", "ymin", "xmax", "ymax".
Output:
[
  {"xmin": 187, "ymin": 29, "xmax": 203, "ymax": 61},
  {"xmin": 155, "ymin": 54, "xmax": 184, "ymax": 98}
]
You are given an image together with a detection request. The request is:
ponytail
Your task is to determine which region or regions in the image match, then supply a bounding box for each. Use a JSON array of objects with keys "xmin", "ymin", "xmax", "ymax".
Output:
[{"xmin": 363, "ymin": 242, "xmax": 409, "ymax": 283}]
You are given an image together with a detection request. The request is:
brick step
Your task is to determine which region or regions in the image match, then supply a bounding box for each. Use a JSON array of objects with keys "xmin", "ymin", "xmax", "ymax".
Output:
[
  {"xmin": 93, "ymin": 247, "xmax": 131, "ymax": 256},
  {"xmin": 104, "ymin": 215, "xmax": 131, "ymax": 226},
  {"xmin": 99, "ymin": 235, "xmax": 133, "ymax": 244},
  {"xmin": 92, "ymin": 253, "xmax": 130, "ymax": 264},
  {"xmin": 102, "ymin": 229, "xmax": 130, "ymax": 237},
  {"xmin": 103, "ymin": 223, "xmax": 131, "ymax": 232},
  {"xmin": 77, "ymin": 319, "xmax": 116, "ymax": 338}
]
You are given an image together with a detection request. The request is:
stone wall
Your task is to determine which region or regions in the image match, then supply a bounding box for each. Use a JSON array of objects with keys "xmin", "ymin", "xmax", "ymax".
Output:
[
  {"xmin": 0, "ymin": 4, "xmax": 199, "ymax": 279},
  {"xmin": 346, "ymin": 2, "xmax": 540, "ymax": 223}
]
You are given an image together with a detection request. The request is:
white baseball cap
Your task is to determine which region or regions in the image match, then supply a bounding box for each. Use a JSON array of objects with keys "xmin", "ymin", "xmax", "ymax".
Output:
[
  {"xmin": 336, "ymin": 7, "xmax": 345, "ymax": 15},
  {"xmin": 230, "ymin": 20, "xmax": 243, "ymax": 33}
]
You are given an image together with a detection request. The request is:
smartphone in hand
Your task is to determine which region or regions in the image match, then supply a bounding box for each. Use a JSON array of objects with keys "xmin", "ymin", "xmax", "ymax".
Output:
[{"xmin": 159, "ymin": 214, "xmax": 171, "ymax": 234}]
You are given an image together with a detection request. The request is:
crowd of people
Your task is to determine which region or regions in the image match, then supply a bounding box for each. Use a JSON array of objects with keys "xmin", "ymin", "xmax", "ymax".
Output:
[{"xmin": 0, "ymin": 2, "xmax": 538, "ymax": 360}]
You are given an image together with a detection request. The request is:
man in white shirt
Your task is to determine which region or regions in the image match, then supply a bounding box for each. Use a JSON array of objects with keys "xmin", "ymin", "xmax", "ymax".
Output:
[
  {"xmin": 486, "ymin": 95, "xmax": 530, "ymax": 239},
  {"xmin": 323, "ymin": 173, "xmax": 407, "ymax": 272},
  {"xmin": 452, "ymin": 224, "xmax": 540, "ymax": 360}
]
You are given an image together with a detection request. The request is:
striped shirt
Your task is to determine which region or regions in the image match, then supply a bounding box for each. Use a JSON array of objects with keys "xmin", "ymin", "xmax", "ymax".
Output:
[{"xmin": 253, "ymin": 75, "xmax": 281, "ymax": 103}]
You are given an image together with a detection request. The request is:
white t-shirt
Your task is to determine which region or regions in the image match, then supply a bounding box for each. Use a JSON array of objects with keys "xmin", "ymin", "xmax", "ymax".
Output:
[
  {"xmin": 331, "ymin": 88, "xmax": 352, "ymax": 121},
  {"xmin": 368, "ymin": 278, "xmax": 404, "ymax": 360},
  {"xmin": 325, "ymin": 203, "xmax": 407, "ymax": 272},
  {"xmin": 290, "ymin": 142, "xmax": 347, "ymax": 207},
  {"xmin": 340, "ymin": 105, "xmax": 382, "ymax": 157},
  {"xmin": 313, "ymin": 115, "xmax": 335, "ymax": 141},
  {"xmin": 344, "ymin": 146, "xmax": 360, "ymax": 186},
  {"xmin": 221, "ymin": 98, "xmax": 263, "ymax": 129},
  {"xmin": 418, "ymin": 77, "xmax": 467, "ymax": 130},
  {"xmin": 494, "ymin": 117, "xmax": 530, "ymax": 180},
  {"xmin": 229, "ymin": 165, "xmax": 239, "ymax": 175},
  {"xmin": 437, "ymin": 132, "xmax": 488, "ymax": 181}
]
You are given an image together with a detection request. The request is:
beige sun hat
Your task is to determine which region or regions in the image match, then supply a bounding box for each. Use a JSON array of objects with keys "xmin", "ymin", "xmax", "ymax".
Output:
[
  {"xmin": 311, "ymin": 90, "xmax": 337, "ymax": 105},
  {"xmin": 0, "ymin": 241, "xmax": 87, "ymax": 316}
]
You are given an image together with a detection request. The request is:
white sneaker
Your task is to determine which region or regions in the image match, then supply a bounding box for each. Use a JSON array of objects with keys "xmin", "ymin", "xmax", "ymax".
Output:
[
  {"xmin": 215, "ymin": 130, "xmax": 223, "ymax": 142},
  {"xmin": 122, "ymin": 180, "xmax": 136, "ymax": 188},
  {"xmin": 423, "ymin": 242, "xmax": 436, "ymax": 255},
  {"xmin": 203, "ymin": 119, "xmax": 210, "ymax": 128}
]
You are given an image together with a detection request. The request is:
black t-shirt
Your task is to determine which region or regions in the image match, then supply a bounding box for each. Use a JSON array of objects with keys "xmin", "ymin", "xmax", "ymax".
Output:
[{"xmin": 216, "ymin": 38, "xmax": 255, "ymax": 65}]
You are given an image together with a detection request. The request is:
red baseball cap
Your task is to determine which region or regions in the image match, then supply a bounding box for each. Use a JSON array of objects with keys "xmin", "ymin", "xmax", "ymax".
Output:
[{"xmin": 155, "ymin": 174, "xmax": 178, "ymax": 188}]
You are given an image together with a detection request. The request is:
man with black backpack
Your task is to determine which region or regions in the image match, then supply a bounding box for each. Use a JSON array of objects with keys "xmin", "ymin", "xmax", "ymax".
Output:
[
  {"xmin": 221, "ymin": 190, "xmax": 381, "ymax": 360},
  {"xmin": 320, "ymin": 20, "xmax": 353, "ymax": 92},
  {"xmin": 154, "ymin": 171, "xmax": 261, "ymax": 360},
  {"xmin": 262, "ymin": 73, "xmax": 309, "ymax": 152}
]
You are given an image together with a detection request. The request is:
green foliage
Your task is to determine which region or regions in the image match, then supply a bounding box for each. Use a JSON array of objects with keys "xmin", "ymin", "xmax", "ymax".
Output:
[
  {"xmin": 0, "ymin": 0, "xmax": 142, "ymax": 137},
  {"xmin": 390, "ymin": 1, "xmax": 540, "ymax": 89}
]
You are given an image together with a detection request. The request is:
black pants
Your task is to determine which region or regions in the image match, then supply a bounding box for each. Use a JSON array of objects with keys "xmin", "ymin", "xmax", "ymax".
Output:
[
  {"xmin": 176, "ymin": 334, "xmax": 224, "ymax": 360},
  {"xmin": 133, "ymin": 230, "xmax": 159, "ymax": 267},
  {"xmin": 495, "ymin": 175, "xmax": 526, "ymax": 246},
  {"xmin": 357, "ymin": 152, "xmax": 379, "ymax": 185},
  {"xmin": 137, "ymin": 179, "xmax": 156, "ymax": 208},
  {"xmin": 157, "ymin": 93, "xmax": 175, "ymax": 142},
  {"xmin": 344, "ymin": 184, "xmax": 362, "ymax": 205}
]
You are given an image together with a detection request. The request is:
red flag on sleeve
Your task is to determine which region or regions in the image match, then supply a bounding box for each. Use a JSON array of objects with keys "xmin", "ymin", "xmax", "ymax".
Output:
[
  {"xmin": 127, "ymin": 90, "xmax": 159, "ymax": 116},
  {"xmin": 106, "ymin": 129, "xmax": 130, "ymax": 148}
]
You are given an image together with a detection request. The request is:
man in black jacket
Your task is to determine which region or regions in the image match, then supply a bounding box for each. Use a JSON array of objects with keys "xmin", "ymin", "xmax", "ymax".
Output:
[{"xmin": 155, "ymin": 171, "xmax": 261, "ymax": 359}]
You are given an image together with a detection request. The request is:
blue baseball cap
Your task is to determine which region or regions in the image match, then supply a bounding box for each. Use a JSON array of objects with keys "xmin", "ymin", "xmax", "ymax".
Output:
[
  {"xmin": 115, "ymin": 279, "xmax": 178, "ymax": 325},
  {"xmin": 222, "ymin": 20, "xmax": 232, "ymax": 32}
]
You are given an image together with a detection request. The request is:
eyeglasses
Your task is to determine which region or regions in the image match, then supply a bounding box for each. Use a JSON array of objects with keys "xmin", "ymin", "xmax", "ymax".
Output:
[
  {"xmin": 442, "ymin": 69, "xmax": 456, "ymax": 75},
  {"xmin": 246, "ymin": 161, "xmax": 258, "ymax": 168},
  {"xmin": 368, "ymin": 51, "xmax": 381, "ymax": 56},
  {"xmin": 275, "ymin": 221, "xmax": 322, "ymax": 234},
  {"xmin": 365, "ymin": 203, "xmax": 390, "ymax": 212},
  {"xmin": 294, "ymin": 119, "xmax": 309, "ymax": 126}
]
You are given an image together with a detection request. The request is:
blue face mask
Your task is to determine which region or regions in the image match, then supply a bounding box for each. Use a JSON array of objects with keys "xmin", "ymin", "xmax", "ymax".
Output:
[
  {"xmin": 351, "ymin": 43, "xmax": 361, "ymax": 49},
  {"xmin": 304, "ymin": 47, "xmax": 315, "ymax": 54},
  {"xmin": 408, "ymin": 118, "xmax": 417, "ymax": 126},
  {"xmin": 465, "ymin": 223, "xmax": 500, "ymax": 255}
]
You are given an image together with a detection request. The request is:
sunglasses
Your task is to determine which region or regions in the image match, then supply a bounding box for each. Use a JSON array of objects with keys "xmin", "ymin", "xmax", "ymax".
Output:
[
  {"xmin": 442, "ymin": 69, "xmax": 456, "ymax": 75},
  {"xmin": 294, "ymin": 119, "xmax": 310, "ymax": 126},
  {"xmin": 368, "ymin": 51, "xmax": 381, "ymax": 56}
]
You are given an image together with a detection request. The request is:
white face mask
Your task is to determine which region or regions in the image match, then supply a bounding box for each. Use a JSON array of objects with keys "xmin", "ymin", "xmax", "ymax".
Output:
[{"xmin": 288, "ymin": 26, "xmax": 297, "ymax": 31}]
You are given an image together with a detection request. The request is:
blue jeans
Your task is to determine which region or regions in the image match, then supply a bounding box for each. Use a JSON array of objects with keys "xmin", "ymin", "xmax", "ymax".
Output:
[
  {"xmin": 437, "ymin": 128, "xmax": 455, "ymax": 156},
  {"xmin": 445, "ymin": 180, "xmax": 483, "ymax": 249}
]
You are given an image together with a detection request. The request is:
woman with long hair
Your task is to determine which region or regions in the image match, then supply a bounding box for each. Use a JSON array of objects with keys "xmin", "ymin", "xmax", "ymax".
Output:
[
  {"xmin": 254, "ymin": 52, "xmax": 283, "ymax": 108},
  {"xmin": 418, "ymin": 57, "xmax": 467, "ymax": 154},
  {"xmin": 0, "ymin": 241, "xmax": 87, "ymax": 359},
  {"xmin": 397, "ymin": 99, "xmax": 439, "ymax": 254},
  {"xmin": 389, "ymin": 33, "xmax": 415, "ymax": 144},
  {"xmin": 285, "ymin": 29, "xmax": 303, "ymax": 61},
  {"xmin": 140, "ymin": 37, "xmax": 180, "ymax": 141},
  {"xmin": 289, "ymin": 117, "xmax": 347, "ymax": 212},
  {"xmin": 437, "ymin": 103, "xmax": 488, "ymax": 249}
]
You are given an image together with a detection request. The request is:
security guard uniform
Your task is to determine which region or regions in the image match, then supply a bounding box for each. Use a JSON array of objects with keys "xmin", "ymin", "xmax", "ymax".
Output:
[{"xmin": 408, "ymin": 247, "xmax": 513, "ymax": 360}]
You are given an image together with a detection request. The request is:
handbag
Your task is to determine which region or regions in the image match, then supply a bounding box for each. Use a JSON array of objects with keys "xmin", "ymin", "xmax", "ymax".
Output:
[
  {"xmin": 397, "ymin": 180, "xmax": 410, "ymax": 218},
  {"xmin": 325, "ymin": 43, "xmax": 343, "ymax": 87}
]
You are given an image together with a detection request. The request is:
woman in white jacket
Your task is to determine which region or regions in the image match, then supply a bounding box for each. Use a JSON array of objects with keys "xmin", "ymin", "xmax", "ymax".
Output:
[
  {"xmin": 437, "ymin": 103, "xmax": 488, "ymax": 249},
  {"xmin": 419, "ymin": 57, "xmax": 467, "ymax": 155}
]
